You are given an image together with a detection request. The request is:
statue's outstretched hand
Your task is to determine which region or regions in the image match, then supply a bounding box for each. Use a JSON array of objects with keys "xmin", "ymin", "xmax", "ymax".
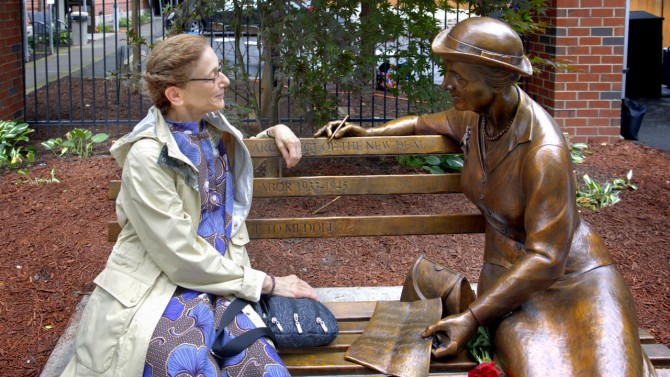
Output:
[
  {"xmin": 313, "ymin": 120, "xmax": 366, "ymax": 139},
  {"xmin": 421, "ymin": 310, "xmax": 478, "ymax": 359}
]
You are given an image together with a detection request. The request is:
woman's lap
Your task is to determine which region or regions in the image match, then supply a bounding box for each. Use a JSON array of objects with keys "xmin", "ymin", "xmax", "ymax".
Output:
[
  {"xmin": 143, "ymin": 288, "xmax": 289, "ymax": 377},
  {"xmin": 491, "ymin": 265, "xmax": 653, "ymax": 377}
]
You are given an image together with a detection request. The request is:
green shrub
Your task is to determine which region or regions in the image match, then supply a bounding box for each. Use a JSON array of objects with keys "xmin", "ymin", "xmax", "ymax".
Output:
[
  {"xmin": 396, "ymin": 154, "xmax": 464, "ymax": 174},
  {"xmin": 42, "ymin": 128, "xmax": 109, "ymax": 159},
  {"xmin": 96, "ymin": 23, "xmax": 114, "ymax": 33},
  {"xmin": 576, "ymin": 170, "xmax": 637, "ymax": 211},
  {"xmin": 16, "ymin": 168, "xmax": 60, "ymax": 185},
  {"xmin": 570, "ymin": 142, "xmax": 591, "ymax": 164},
  {"xmin": 0, "ymin": 120, "xmax": 35, "ymax": 169}
]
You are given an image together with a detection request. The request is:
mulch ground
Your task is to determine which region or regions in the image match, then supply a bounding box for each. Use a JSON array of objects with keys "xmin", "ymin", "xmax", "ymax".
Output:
[{"xmin": 0, "ymin": 138, "xmax": 668, "ymax": 376}]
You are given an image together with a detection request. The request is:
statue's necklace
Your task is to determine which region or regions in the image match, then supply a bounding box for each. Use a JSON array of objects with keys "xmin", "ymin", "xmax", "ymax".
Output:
[
  {"xmin": 482, "ymin": 115, "xmax": 514, "ymax": 141},
  {"xmin": 482, "ymin": 89, "xmax": 519, "ymax": 142}
]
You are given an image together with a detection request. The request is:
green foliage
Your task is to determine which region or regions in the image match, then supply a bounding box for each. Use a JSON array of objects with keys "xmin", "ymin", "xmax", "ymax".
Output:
[
  {"xmin": 570, "ymin": 142, "xmax": 590, "ymax": 164},
  {"xmin": 140, "ymin": 13, "xmax": 152, "ymax": 24},
  {"xmin": 467, "ymin": 326, "xmax": 494, "ymax": 363},
  {"xmin": 157, "ymin": 0, "xmax": 548, "ymax": 133},
  {"xmin": 58, "ymin": 32, "xmax": 71, "ymax": 46},
  {"xmin": 0, "ymin": 120, "xmax": 36, "ymax": 169},
  {"xmin": 576, "ymin": 170, "xmax": 637, "ymax": 211},
  {"xmin": 396, "ymin": 154, "xmax": 464, "ymax": 174},
  {"xmin": 42, "ymin": 128, "xmax": 109, "ymax": 159},
  {"xmin": 16, "ymin": 168, "xmax": 60, "ymax": 185},
  {"xmin": 96, "ymin": 23, "xmax": 115, "ymax": 33},
  {"xmin": 118, "ymin": 13, "xmax": 150, "ymax": 28},
  {"xmin": 466, "ymin": 0, "xmax": 548, "ymax": 35}
]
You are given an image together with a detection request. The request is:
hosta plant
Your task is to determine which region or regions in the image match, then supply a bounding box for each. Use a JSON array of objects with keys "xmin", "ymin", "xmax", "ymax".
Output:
[
  {"xmin": 42, "ymin": 128, "xmax": 109, "ymax": 159},
  {"xmin": 0, "ymin": 120, "xmax": 35, "ymax": 169}
]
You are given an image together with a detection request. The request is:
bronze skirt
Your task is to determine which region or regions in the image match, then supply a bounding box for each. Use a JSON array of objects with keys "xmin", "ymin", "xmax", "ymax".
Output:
[{"xmin": 480, "ymin": 263, "xmax": 656, "ymax": 377}]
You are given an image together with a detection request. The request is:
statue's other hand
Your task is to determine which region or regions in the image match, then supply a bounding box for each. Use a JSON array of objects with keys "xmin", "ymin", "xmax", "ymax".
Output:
[
  {"xmin": 313, "ymin": 121, "xmax": 364, "ymax": 139},
  {"xmin": 421, "ymin": 311, "xmax": 478, "ymax": 359}
]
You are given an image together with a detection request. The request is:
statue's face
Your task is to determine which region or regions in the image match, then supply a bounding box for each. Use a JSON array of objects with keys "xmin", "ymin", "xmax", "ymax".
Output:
[{"xmin": 440, "ymin": 60, "xmax": 495, "ymax": 113}]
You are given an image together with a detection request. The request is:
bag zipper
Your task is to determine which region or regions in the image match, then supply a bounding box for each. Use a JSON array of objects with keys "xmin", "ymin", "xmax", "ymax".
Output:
[
  {"xmin": 262, "ymin": 297, "xmax": 284, "ymax": 333},
  {"xmin": 290, "ymin": 299, "xmax": 303, "ymax": 333},
  {"xmin": 310, "ymin": 299, "xmax": 328, "ymax": 333},
  {"xmin": 271, "ymin": 317, "xmax": 284, "ymax": 332}
]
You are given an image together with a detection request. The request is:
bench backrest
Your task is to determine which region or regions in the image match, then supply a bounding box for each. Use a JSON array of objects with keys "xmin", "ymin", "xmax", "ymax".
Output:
[{"xmin": 108, "ymin": 135, "xmax": 484, "ymax": 242}]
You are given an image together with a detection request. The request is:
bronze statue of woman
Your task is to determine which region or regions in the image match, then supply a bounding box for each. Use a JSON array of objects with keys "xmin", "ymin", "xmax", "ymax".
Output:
[{"xmin": 316, "ymin": 17, "xmax": 656, "ymax": 376}]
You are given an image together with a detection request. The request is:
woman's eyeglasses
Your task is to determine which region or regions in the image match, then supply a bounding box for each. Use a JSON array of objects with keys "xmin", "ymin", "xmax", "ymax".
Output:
[{"xmin": 189, "ymin": 67, "xmax": 223, "ymax": 84}]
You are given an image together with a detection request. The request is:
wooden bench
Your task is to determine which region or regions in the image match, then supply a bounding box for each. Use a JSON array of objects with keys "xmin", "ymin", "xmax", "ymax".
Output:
[{"xmin": 108, "ymin": 135, "xmax": 670, "ymax": 375}]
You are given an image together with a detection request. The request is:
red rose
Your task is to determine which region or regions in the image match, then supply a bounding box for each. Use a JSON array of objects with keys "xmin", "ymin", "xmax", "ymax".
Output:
[{"xmin": 468, "ymin": 361, "xmax": 500, "ymax": 377}]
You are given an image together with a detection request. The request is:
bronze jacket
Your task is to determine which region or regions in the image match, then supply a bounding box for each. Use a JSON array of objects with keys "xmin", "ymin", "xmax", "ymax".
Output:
[{"xmin": 414, "ymin": 89, "xmax": 613, "ymax": 325}]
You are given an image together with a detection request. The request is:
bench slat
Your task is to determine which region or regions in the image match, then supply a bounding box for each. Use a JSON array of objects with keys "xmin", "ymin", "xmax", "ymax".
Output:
[
  {"xmin": 639, "ymin": 328, "xmax": 657, "ymax": 344},
  {"xmin": 281, "ymin": 348, "xmax": 475, "ymax": 375},
  {"xmin": 336, "ymin": 320, "xmax": 368, "ymax": 334},
  {"xmin": 254, "ymin": 174, "xmax": 462, "ymax": 197},
  {"xmin": 245, "ymin": 136, "xmax": 461, "ymax": 158},
  {"xmin": 279, "ymin": 333, "xmax": 360, "ymax": 353},
  {"xmin": 107, "ymin": 214, "xmax": 484, "ymax": 242},
  {"xmin": 644, "ymin": 343, "xmax": 670, "ymax": 367},
  {"xmin": 246, "ymin": 214, "xmax": 485, "ymax": 239},
  {"xmin": 108, "ymin": 221, "xmax": 121, "ymax": 243},
  {"xmin": 111, "ymin": 174, "xmax": 463, "ymax": 200},
  {"xmin": 324, "ymin": 301, "xmax": 377, "ymax": 320}
]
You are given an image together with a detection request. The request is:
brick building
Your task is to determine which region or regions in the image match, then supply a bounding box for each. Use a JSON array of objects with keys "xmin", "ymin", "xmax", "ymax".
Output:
[{"xmin": 526, "ymin": 0, "xmax": 627, "ymax": 143}]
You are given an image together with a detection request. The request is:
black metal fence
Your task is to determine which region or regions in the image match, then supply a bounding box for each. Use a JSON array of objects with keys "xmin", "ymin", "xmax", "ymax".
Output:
[{"xmin": 22, "ymin": 0, "xmax": 471, "ymax": 139}]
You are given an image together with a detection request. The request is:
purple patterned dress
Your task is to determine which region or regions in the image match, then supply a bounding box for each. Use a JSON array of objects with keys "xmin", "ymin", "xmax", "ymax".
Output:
[{"xmin": 142, "ymin": 119, "xmax": 290, "ymax": 377}]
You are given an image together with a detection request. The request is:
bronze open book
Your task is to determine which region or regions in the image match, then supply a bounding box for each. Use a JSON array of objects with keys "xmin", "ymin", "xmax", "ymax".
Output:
[{"xmin": 344, "ymin": 298, "xmax": 442, "ymax": 377}]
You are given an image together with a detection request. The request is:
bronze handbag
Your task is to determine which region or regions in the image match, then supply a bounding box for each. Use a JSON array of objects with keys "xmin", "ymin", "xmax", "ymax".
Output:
[{"xmin": 400, "ymin": 255, "xmax": 476, "ymax": 317}]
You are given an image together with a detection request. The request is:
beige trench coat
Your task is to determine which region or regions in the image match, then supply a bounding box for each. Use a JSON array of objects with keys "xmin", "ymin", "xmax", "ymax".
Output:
[{"xmin": 62, "ymin": 108, "xmax": 269, "ymax": 376}]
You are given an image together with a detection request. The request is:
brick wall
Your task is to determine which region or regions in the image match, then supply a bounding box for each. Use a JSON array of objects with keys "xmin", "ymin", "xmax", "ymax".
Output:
[
  {"xmin": 0, "ymin": 0, "xmax": 25, "ymax": 121},
  {"xmin": 525, "ymin": 0, "xmax": 626, "ymax": 143}
]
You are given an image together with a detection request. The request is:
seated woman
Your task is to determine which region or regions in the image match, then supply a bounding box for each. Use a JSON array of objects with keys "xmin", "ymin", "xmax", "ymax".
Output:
[
  {"xmin": 63, "ymin": 33, "xmax": 317, "ymax": 377},
  {"xmin": 316, "ymin": 17, "xmax": 656, "ymax": 377}
]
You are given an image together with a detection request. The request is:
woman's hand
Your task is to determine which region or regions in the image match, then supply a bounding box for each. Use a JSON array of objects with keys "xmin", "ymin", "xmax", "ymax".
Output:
[
  {"xmin": 313, "ymin": 121, "xmax": 367, "ymax": 139},
  {"xmin": 270, "ymin": 124, "xmax": 302, "ymax": 168},
  {"xmin": 263, "ymin": 274, "xmax": 319, "ymax": 301},
  {"xmin": 421, "ymin": 310, "xmax": 479, "ymax": 358}
]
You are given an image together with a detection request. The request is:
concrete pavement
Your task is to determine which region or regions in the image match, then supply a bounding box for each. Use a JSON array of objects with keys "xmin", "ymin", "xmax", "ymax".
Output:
[{"xmin": 635, "ymin": 87, "xmax": 670, "ymax": 152}]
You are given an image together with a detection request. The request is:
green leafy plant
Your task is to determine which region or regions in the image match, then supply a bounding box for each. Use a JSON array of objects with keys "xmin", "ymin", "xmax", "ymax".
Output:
[
  {"xmin": 396, "ymin": 154, "xmax": 464, "ymax": 174},
  {"xmin": 139, "ymin": 13, "xmax": 152, "ymax": 24},
  {"xmin": 466, "ymin": 325, "xmax": 503, "ymax": 375},
  {"xmin": 96, "ymin": 23, "xmax": 114, "ymax": 33},
  {"xmin": 41, "ymin": 128, "xmax": 109, "ymax": 159},
  {"xmin": 16, "ymin": 168, "xmax": 60, "ymax": 185},
  {"xmin": 0, "ymin": 120, "xmax": 36, "ymax": 169},
  {"xmin": 467, "ymin": 326, "xmax": 494, "ymax": 364},
  {"xmin": 118, "ymin": 13, "xmax": 151, "ymax": 29},
  {"xmin": 570, "ymin": 142, "xmax": 590, "ymax": 164},
  {"xmin": 576, "ymin": 170, "xmax": 637, "ymax": 211}
]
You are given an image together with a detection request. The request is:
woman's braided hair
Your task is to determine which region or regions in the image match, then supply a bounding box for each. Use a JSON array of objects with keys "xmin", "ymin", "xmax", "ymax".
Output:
[{"xmin": 142, "ymin": 34, "xmax": 209, "ymax": 114}]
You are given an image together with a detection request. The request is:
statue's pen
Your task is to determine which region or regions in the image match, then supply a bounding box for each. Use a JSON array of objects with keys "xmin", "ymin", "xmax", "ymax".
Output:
[{"xmin": 328, "ymin": 115, "xmax": 349, "ymax": 142}]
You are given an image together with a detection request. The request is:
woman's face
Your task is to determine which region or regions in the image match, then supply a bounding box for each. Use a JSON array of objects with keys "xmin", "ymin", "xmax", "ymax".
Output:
[
  {"xmin": 179, "ymin": 46, "xmax": 230, "ymax": 117},
  {"xmin": 440, "ymin": 60, "xmax": 494, "ymax": 113}
]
